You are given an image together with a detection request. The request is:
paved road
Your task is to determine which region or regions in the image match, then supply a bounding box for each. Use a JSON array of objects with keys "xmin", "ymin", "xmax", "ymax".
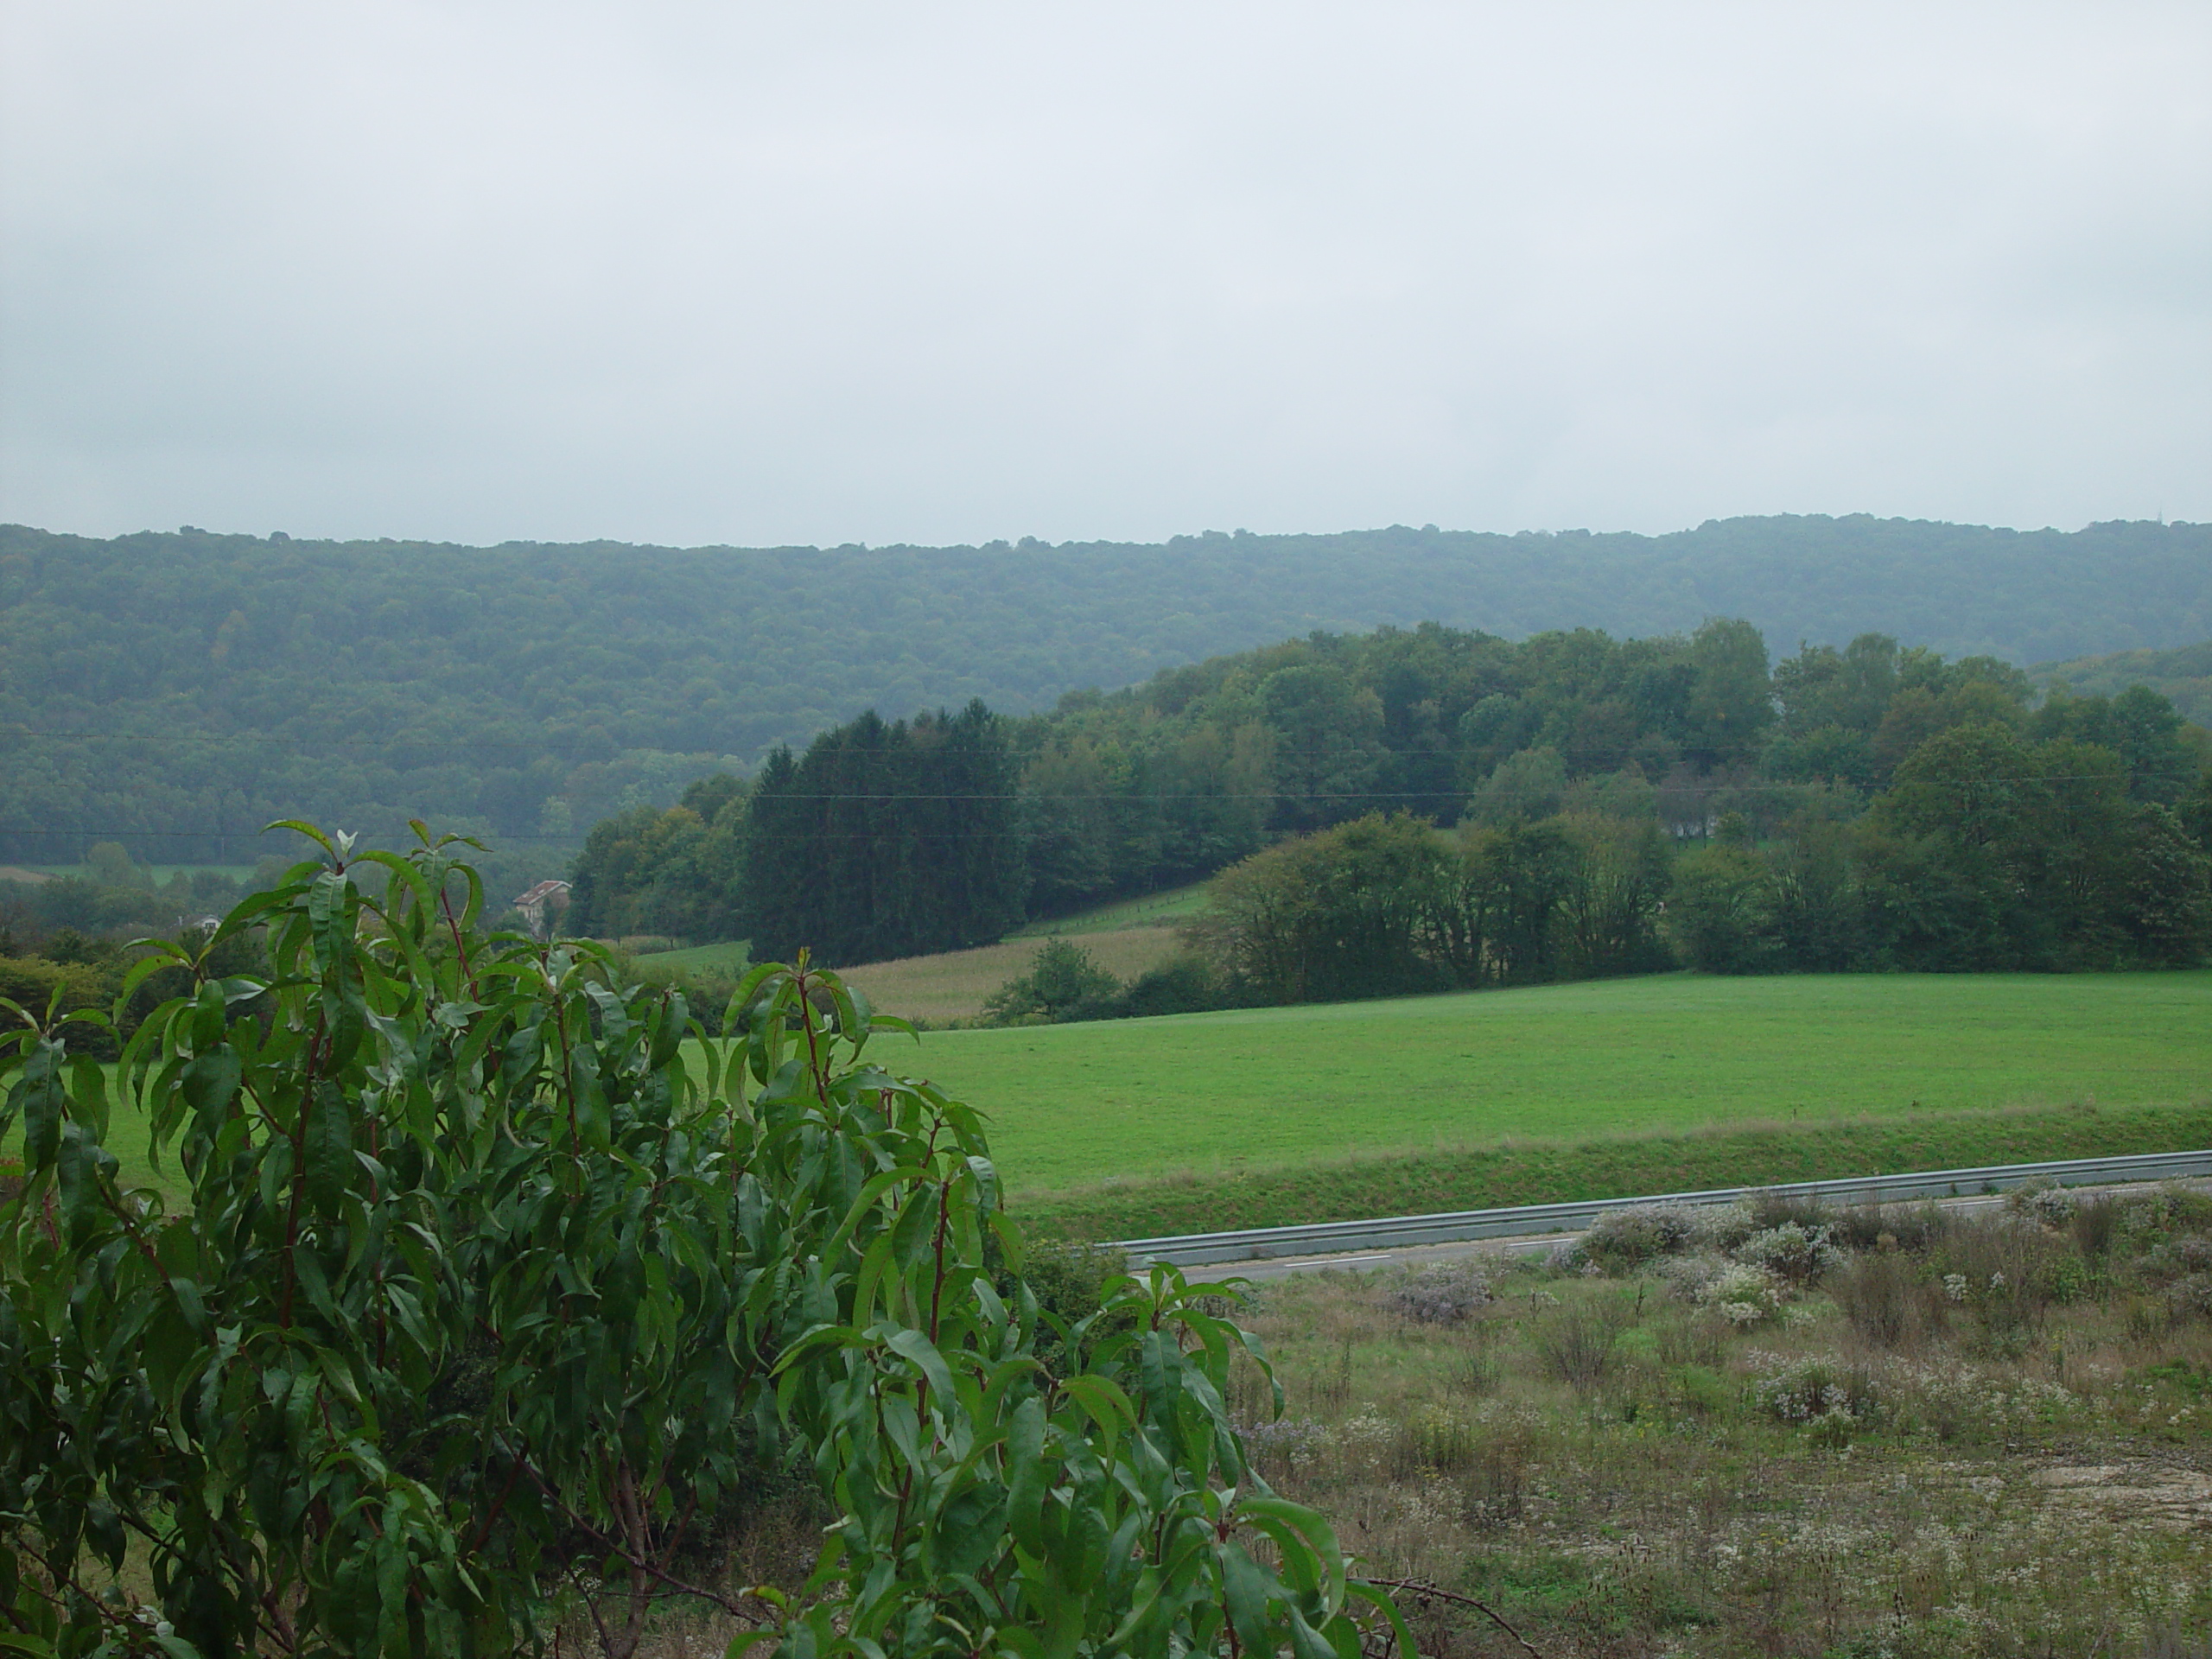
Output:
[{"xmin": 1192, "ymin": 1186, "xmax": 2209, "ymax": 1283}]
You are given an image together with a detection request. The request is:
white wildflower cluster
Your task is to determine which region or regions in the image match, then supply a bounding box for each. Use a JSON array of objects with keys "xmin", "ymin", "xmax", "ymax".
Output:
[
  {"xmin": 1883, "ymin": 1359, "xmax": 2082, "ymax": 1432},
  {"xmin": 1677, "ymin": 1259, "xmax": 1788, "ymax": 1328},
  {"xmin": 1393, "ymin": 1478, "xmax": 1461, "ymax": 1532},
  {"xmin": 1882, "ymin": 1509, "xmax": 2205, "ymax": 1644},
  {"xmin": 1336, "ymin": 1408, "xmax": 1400, "ymax": 1471},
  {"xmin": 1749, "ymin": 1357, "xmax": 1881, "ymax": 1427}
]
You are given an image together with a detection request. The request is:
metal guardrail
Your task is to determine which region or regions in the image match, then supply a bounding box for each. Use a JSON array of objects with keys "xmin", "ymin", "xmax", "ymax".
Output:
[{"xmin": 1114, "ymin": 1147, "xmax": 2212, "ymax": 1268}]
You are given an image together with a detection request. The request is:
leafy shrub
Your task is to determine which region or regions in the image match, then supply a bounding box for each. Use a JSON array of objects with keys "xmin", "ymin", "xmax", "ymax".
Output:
[
  {"xmin": 1671, "ymin": 1362, "xmax": 1731, "ymax": 1416},
  {"xmin": 0, "ymin": 830, "xmax": 1404, "ymax": 1659},
  {"xmin": 983, "ymin": 936, "xmax": 1123, "ymax": 1023},
  {"xmin": 2069, "ymin": 1192, "xmax": 2126, "ymax": 1257},
  {"xmin": 1112, "ymin": 952, "xmax": 1238, "ymax": 1018},
  {"xmin": 1680, "ymin": 1260, "xmax": 1786, "ymax": 1328},
  {"xmin": 1933, "ymin": 1213, "xmax": 2068, "ymax": 1338}
]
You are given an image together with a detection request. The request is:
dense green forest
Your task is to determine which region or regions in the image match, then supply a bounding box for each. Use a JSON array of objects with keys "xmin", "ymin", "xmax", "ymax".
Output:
[
  {"xmin": 3, "ymin": 516, "xmax": 2205, "ymax": 863},
  {"xmin": 569, "ymin": 617, "xmax": 2212, "ymax": 982}
]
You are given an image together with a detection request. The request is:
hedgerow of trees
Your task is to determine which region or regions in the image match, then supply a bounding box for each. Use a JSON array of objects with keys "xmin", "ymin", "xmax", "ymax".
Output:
[
  {"xmin": 0, "ymin": 829, "xmax": 1408, "ymax": 1656},
  {"xmin": 3, "ymin": 516, "xmax": 2207, "ymax": 862}
]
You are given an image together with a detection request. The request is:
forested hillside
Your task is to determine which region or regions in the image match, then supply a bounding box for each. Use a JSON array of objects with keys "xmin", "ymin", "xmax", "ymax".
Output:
[
  {"xmin": 570, "ymin": 618, "xmax": 2212, "ymax": 975},
  {"xmin": 2037, "ymin": 640, "xmax": 2212, "ymax": 727},
  {"xmin": 1, "ymin": 516, "xmax": 2204, "ymax": 862}
]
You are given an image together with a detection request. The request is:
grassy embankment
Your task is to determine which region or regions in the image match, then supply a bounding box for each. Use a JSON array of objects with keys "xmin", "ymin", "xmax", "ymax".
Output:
[{"xmin": 889, "ymin": 970, "xmax": 2212, "ymax": 1240}]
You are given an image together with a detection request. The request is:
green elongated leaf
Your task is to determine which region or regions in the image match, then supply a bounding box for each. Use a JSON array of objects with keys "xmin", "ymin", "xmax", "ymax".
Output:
[
  {"xmin": 180, "ymin": 1049, "xmax": 244, "ymax": 1139},
  {"xmin": 1236, "ymin": 1496, "xmax": 1345, "ymax": 1608},
  {"xmin": 265, "ymin": 818, "xmax": 338, "ymax": 855},
  {"xmin": 1344, "ymin": 1581, "xmax": 1416, "ymax": 1659},
  {"xmin": 55, "ymin": 1122, "xmax": 101, "ymax": 1247},
  {"xmin": 168, "ymin": 1275, "xmax": 211, "ymax": 1338},
  {"xmin": 569, "ymin": 1048, "xmax": 611, "ymax": 1151},
  {"xmin": 1219, "ymin": 1542, "xmax": 1277, "ymax": 1659},
  {"xmin": 964, "ymin": 1154, "xmax": 1000, "ymax": 1215},
  {"xmin": 881, "ymin": 1325, "xmax": 957, "ymax": 1407},
  {"xmin": 17, "ymin": 1044, "xmax": 63, "ymax": 1167},
  {"xmin": 1005, "ymin": 1395, "xmax": 1049, "ymax": 1554},
  {"xmin": 1137, "ymin": 1329, "xmax": 1182, "ymax": 1418},
  {"xmin": 649, "ymin": 991, "xmax": 688, "ymax": 1069},
  {"xmin": 66, "ymin": 1053, "xmax": 109, "ymax": 1142},
  {"xmin": 355, "ymin": 849, "xmax": 435, "ymax": 917},
  {"xmin": 1286, "ymin": 1606, "xmax": 1345, "ymax": 1659},
  {"xmin": 303, "ymin": 1084, "xmax": 353, "ymax": 1212},
  {"xmin": 823, "ymin": 1165, "xmax": 931, "ymax": 1263},
  {"xmin": 308, "ymin": 868, "xmax": 353, "ymax": 978},
  {"xmin": 1058, "ymin": 1374, "xmax": 1135, "ymax": 1449},
  {"xmin": 115, "ymin": 941, "xmax": 194, "ymax": 1006}
]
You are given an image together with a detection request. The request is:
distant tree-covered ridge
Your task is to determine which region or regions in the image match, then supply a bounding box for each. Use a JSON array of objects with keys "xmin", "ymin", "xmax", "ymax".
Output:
[{"xmin": 1, "ymin": 515, "xmax": 2205, "ymax": 861}]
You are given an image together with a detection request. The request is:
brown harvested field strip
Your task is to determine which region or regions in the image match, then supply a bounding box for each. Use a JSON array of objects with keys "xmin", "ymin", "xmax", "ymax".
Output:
[{"xmin": 839, "ymin": 925, "xmax": 1184, "ymax": 1024}]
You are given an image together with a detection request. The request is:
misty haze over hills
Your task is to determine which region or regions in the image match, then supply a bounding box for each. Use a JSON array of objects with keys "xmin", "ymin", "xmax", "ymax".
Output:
[{"xmin": 0, "ymin": 513, "xmax": 2204, "ymax": 861}]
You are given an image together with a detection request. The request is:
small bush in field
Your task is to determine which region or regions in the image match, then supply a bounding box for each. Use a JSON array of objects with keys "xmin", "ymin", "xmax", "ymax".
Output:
[
  {"xmin": 2008, "ymin": 1179, "xmax": 2081, "ymax": 1229},
  {"xmin": 1683, "ymin": 1258, "xmax": 1783, "ymax": 1313},
  {"xmin": 1734, "ymin": 1220, "xmax": 1845, "ymax": 1284},
  {"xmin": 1531, "ymin": 1304, "xmax": 1624, "ymax": 1394},
  {"xmin": 2168, "ymin": 1273, "xmax": 2212, "ymax": 1321},
  {"xmin": 1752, "ymin": 1358, "xmax": 1882, "ymax": 1428},
  {"xmin": 1575, "ymin": 1203, "xmax": 1704, "ymax": 1270},
  {"xmin": 1834, "ymin": 1249, "xmax": 1944, "ymax": 1349},
  {"xmin": 1388, "ymin": 1262, "xmax": 1495, "ymax": 1324},
  {"xmin": 2070, "ymin": 1193, "xmax": 2126, "ymax": 1257},
  {"xmin": 982, "ymin": 936, "xmax": 1122, "ymax": 1023}
]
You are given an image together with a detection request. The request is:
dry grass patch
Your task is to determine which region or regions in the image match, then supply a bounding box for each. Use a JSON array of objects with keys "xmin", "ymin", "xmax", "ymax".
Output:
[{"xmin": 1218, "ymin": 1185, "xmax": 2212, "ymax": 1656}]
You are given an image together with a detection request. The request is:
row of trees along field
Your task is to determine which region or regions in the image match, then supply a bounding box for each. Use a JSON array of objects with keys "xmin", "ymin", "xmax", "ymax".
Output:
[
  {"xmin": 568, "ymin": 618, "xmax": 2212, "ymax": 976},
  {"xmin": 3, "ymin": 516, "xmax": 2207, "ymax": 863}
]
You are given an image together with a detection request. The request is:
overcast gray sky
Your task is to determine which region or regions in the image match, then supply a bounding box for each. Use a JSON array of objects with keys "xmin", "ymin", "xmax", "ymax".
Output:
[{"xmin": 3, "ymin": 2, "xmax": 2206, "ymax": 548}]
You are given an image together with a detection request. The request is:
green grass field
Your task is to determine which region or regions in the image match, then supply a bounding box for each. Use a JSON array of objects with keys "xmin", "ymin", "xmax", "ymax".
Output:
[
  {"xmin": 636, "ymin": 938, "xmax": 751, "ymax": 973},
  {"xmin": 19, "ymin": 971, "xmax": 2209, "ymax": 1240},
  {"xmin": 892, "ymin": 970, "xmax": 2212, "ymax": 1200}
]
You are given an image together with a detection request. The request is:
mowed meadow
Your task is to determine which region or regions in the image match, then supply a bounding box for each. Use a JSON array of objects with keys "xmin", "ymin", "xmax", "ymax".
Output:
[
  {"xmin": 22, "ymin": 969, "xmax": 2211, "ymax": 1236},
  {"xmin": 890, "ymin": 970, "xmax": 2212, "ymax": 1217}
]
